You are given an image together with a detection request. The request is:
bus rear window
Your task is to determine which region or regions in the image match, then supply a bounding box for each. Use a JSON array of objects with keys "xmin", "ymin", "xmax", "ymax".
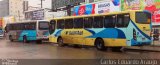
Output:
[
  {"xmin": 39, "ymin": 22, "xmax": 49, "ymax": 30},
  {"xmin": 136, "ymin": 12, "xmax": 151, "ymax": 24}
]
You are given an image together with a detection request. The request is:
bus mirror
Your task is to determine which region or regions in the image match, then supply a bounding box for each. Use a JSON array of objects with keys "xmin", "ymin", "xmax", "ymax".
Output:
[
  {"xmin": 49, "ymin": 20, "xmax": 55, "ymax": 34},
  {"xmin": 50, "ymin": 20, "xmax": 55, "ymax": 24}
]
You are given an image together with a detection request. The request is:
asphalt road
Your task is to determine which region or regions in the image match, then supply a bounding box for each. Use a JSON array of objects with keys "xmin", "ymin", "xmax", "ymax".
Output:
[{"xmin": 0, "ymin": 39, "xmax": 160, "ymax": 60}]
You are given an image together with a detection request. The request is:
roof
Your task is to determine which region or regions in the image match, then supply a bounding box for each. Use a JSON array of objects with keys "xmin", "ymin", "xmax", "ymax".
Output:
[
  {"xmin": 8, "ymin": 20, "xmax": 49, "ymax": 24},
  {"xmin": 51, "ymin": 10, "xmax": 142, "ymax": 20}
]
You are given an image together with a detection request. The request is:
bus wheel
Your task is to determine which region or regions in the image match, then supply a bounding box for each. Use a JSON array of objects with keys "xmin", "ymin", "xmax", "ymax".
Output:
[
  {"xmin": 58, "ymin": 37, "xmax": 64, "ymax": 47},
  {"xmin": 95, "ymin": 38, "xmax": 105, "ymax": 51},
  {"xmin": 23, "ymin": 36, "xmax": 28, "ymax": 43},
  {"xmin": 9, "ymin": 36, "xmax": 13, "ymax": 42}
]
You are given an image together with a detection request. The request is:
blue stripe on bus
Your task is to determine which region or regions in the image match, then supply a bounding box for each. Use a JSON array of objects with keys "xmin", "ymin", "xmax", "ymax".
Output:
[
  {"xmin": 55, "ymin": 30, "xmax": 62, "ymax": 37},
  {"xmin": 130, "ymin": 21, "xmax": 151, "ymax": 40},
  {"xmin": 86, "ymin": 28, "xmax": 126, "ymax": 39},
  {"xmin": 85, "ymin": 29, "xmax": 96, "ymax": 35},
  {"xmin": 18, "ymin": 30, "xmax": 37, "ymax": 41}
]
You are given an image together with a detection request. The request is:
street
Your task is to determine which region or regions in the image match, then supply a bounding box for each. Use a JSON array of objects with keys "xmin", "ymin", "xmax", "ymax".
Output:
[
  {"xmin": 0, "ymin": 39, "xmax": 160, "ymax": 59},
  {"xmin": 0, "ymin": 0, "xmax": 160, "ymax": 65}
]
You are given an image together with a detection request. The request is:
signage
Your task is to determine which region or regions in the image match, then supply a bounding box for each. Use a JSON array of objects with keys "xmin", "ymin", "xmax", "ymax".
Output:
[
  {"xmin": 144, "ymin": 0, "xmax": 160, "ymax": 25},
  {"xmin": 73, "ymin": 4, "xmax": 95, "ymax": 16},
  {"xmin": 95, "ymin": 0, "xmax": 120, "ymax": 14},
  {"xmin": 96, "ymin": 2, "xmax": 111, "ymax": 14},
  {"xmin": 121, "ymin": 0, "xmax": 142, "ymax": 11},
  {"xmin": 52, "ymin": 0, "xmax": 85, "ymax": 9},
  {"xmin": 121, "ymin": 0, "xmax": 160, "ymax": 25},
  {"xmin": 73, "ymin": 0, "xmax": 120, "ymax": 15},
  {"xmin": 25, "ymin": 9, "xmax": 44, "ymax": 20}
]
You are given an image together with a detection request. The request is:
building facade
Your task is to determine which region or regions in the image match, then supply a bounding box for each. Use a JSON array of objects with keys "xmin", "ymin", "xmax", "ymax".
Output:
[
  {"xmin": 9, "ymin": 0, "xmax": 28, "ymax": 22},
  {"xmin": 0, "ymin": 0, "xmax": 9, "ymax": 17}
]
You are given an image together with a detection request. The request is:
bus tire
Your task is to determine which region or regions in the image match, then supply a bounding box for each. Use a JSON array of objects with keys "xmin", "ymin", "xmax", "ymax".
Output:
[
  {"xmin": 9, "ymin": 35, "xmax": 13, "ymax": 42},
  {"xmin": 23, "ymin": 36, "xmax": 28, "ymax": 43},
  {"xmin": 95, "ymin": 38, "xmax": 105, "ymax": 51},
  {"xmin": 57, "ymin": 37, "xmax": 64, "ymax": 47}
]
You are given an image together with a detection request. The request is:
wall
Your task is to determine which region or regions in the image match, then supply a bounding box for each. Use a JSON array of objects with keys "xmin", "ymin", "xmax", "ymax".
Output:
[
  {"xmin": 9, "ymin": 0, "xmax": 25, "ymax": 22},
  {"xmin": 0, "ymin": 0, "xmax": 9, "ymax": 17}
]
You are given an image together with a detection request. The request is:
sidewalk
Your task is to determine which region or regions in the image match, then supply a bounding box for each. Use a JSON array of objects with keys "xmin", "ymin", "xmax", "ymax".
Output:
[
  {"xmin": 124, "ymin": 41, "xmax": 160, "ymax": 52},
  {"xmin": 152, "ymin": 41, "xmax": 160, "ymax": 46}
]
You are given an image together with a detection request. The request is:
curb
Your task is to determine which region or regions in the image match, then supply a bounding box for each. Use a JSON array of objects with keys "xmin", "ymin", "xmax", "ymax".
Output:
[{"xmin": 124, "ymin": 47, "xmax": 160, "ymax": 52}]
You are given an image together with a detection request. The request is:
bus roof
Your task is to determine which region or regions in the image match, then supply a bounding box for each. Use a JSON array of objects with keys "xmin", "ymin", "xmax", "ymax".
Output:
[
  {"xmin": 51, "ymin": 10, "xmax": 142, "ymax": 20},
  {"xmin": 8, "ymin": 20, "xmax": 49, "ymax": 24}
]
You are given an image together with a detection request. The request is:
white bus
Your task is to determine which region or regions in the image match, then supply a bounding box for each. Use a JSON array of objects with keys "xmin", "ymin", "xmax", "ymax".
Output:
[{"xmin": 6, "ymin": 20, "xmax": 49, "ymax": 43}]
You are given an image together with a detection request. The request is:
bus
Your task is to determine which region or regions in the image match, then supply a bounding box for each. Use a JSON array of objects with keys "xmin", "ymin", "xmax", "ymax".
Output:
[
  {"xmin": 6, "ymin": 20, "xmax": 49, "ymax": 43},
  {"xmin": 49, "ymin": 10, "xmax": 152, "ymax": 51}
]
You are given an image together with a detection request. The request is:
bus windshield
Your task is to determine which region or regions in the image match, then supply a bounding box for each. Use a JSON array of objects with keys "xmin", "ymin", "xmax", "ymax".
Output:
[
  {"xmin": 136, "ymin": 12, "xmax": 151, "ymax": 24},
  {"xmin": 39, "ymin": 21, "xmax": 49, "ymax": 30}
]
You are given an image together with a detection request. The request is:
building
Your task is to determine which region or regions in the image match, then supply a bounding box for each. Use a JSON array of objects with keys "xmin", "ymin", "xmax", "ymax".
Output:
[
  {"xmin": 26, "ymin": 0, "xmax": 52, "ymax": 11},
  {"xmin": 0, "ymin": 0, "xmax": 9, "ymax": 17},
  {"xmin": 9, "ymin": 0, "xmax": 28, "ymax": 22},
  {"xmin": 25, "ymin": 0, "xmax": 65, "ymax": 20}
]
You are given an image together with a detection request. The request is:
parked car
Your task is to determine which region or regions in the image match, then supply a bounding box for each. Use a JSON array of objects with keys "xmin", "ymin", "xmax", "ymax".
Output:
[{"xmin": 0, "ymin": 29, "xmax": 4, "ymax": 38}]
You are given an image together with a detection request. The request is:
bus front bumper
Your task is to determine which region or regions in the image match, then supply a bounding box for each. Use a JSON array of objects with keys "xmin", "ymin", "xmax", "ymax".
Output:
[
  {"xmin": 131, "ymin": 41, "xmax": 152, "ymax": 46},
  {"xmin": 37, "ymin": 36, "xmax": 49, "ymax": 41}
]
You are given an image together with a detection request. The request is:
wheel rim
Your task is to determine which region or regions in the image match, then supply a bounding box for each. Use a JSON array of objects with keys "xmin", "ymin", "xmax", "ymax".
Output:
[
  {"xmin": 96, "ymin": 39, "xmax": 104, "ymax": 50},
  {"xmin": 97, "ymin": 40, "xmax": 103, "ymax": 49}
]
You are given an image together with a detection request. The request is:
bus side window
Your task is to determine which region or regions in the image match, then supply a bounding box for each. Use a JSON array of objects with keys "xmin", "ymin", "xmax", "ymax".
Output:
[
  {"xmin": 13, "ymin": 24, "xmax": 16, "ymax": 30},
  {"xmin": 30, "ymin": 22, "xmax": 36, "ymax": 30},
  {"xmin": 24, "ymin": 23, "xmax": 29, "ymax": 30},
  {"xmin": 21, "ymin": 23, "xmax": 25, "ymax": 30},
  {"xmin": 84, "ymin": 17, "xmax": 93, "ymax": 28},
  {"xmin": 65, "ymin": 19, "xmax": 73, "ymax": 29},
  {"xmin": 104, "ymin": 15, "xmax": 116, "ymax": 28},
  {"xmin": 57, "ymin": 20, "xmax": 65, "ymax": 29},
  {"xmin": 9, "ymin": 24, "xmax": 12, "ymax": 30},
  {"xmin": 116, "ymin": 14, "xmax": 130, "ymax": 28},
  {"xmin": 74, "ymin": 18, "xmax": 83, "ymax": 28},
  {"xmin": 93, "ymin": 16, "xmax": 103, "ymax": 28},
  {"xmin": 19, "ymin": 23, "xmax": 22, "ymax": 30}
]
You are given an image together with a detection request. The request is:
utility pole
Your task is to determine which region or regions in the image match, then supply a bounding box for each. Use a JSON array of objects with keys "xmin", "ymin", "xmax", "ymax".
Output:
[
  {"xmin": 66, "ymin": 5, "xmax": 71, "ymax": 16},
  {"xmin": 41, "ymin": 0, "xmax": 45, "ymax": 8},
  {"xmin": 40, "ymin": 0, "xmax": 43, "ymax": 8},
  {"xmin": 18, "ymin": 10, "xmax": 20, "ymax": 21}
]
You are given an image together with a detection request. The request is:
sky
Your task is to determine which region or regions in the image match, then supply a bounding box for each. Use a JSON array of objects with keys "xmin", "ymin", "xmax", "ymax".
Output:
[{"xmin": 27, "ymin": 0, "xmax": 52, "ymax": 9}]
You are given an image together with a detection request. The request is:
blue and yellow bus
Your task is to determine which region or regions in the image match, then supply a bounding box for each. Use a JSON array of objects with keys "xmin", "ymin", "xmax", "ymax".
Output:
[
  {"xmin": 6, "ymin": 20, "xmax": 49, "ymax": 43},
  {"xmin": 49, "ymin": 10, "xmax": 152, "ymax": 50}
]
